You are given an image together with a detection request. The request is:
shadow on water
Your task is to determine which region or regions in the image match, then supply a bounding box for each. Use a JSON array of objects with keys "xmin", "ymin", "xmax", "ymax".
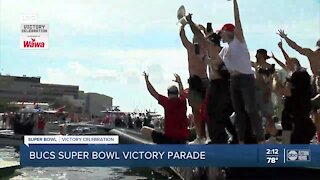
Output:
[
  {"xmin": 1, "ymin": 167, "xmax": 176, "ymax": 180},
  {"xmin": 123, "ymin": 167, "xmax": 181, "ymax": 180}
]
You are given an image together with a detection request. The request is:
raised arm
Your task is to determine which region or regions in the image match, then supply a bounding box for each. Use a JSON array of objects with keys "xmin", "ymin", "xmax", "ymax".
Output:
[
  {"xmin": 272, "ymin": 74, "xmax": 291, "ymax": 97},
  {"xmin": 143, "ymin": 72, "xmax": 159, "ymax": 100},
  {"xmin": 278, "ymin": 40, "xmax": 290, "ymax": 62},
  {"xmin": 179, "ymin": 25, "xmax": 193, "ymax": 49},
  {"xmin": 278, "ymin": 29, "xmax": 314, "ymax": 57},
  {"xmin": 173, "ymin": 74, "xmax": 184, "ymax": 97},
  {"xmin": 271, "ymin": 52, "xmax": 286, "ymax": 69},
  {"xmin": 186, "ymin": 14, "xmax": 210, "ymax": 49},
  {"xmin": 233, "ymin": 0, "xmax": 245, "ymax": 43}
]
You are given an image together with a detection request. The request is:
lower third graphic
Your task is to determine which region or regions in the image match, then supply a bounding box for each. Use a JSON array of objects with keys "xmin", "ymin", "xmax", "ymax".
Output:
[{"xmin": 287, "ymin": 149, "xmax": 311, "ymax": 161}]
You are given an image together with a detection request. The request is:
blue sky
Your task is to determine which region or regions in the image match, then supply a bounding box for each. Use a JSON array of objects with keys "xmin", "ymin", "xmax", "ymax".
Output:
[{"xmin": 0, "ymin": 0, "xmax": 319, "ymax": 115}]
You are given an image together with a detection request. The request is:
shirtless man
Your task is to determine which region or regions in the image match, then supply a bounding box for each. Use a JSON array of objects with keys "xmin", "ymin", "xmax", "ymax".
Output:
[
  {"xmin": 278, "ymin": 30, "xmax": 320, "ymax": 75},
  {"xmin": 180, "ymin": 23, "xmax": 208, "ymax": 144},
  {"xmin": 252, "ymin": 49, "xmax": 277, "ymax": 142},
  {"xmin": 278, "ymin": 30, "xmax": 320, "ymax": 95}
]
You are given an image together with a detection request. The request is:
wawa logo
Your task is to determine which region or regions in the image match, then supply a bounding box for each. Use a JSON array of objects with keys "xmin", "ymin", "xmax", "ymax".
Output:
[{"xmin": 23, "ymin": 38, "xmax": 45, "ymax": 48}]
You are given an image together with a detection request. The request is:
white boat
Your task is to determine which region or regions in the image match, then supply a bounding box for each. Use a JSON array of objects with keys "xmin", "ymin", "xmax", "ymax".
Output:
[{"xmin": 59, "ymin": 123, "xmax": 111, "ymax": 135}]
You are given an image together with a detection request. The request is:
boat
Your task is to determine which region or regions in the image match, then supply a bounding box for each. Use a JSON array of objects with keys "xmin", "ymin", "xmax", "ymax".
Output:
[
  {"xmin": 59, "ymin": 123, "xmax": 111, "ymax": 135},
  {"xmin": 107, "ymin": 123, "xmax": 320, "ymax": 180},
  {"xmin": 107, "ymin": 128, "xmax": 224, "ymax": 180},
  {"xmin": 0, "ymin": 130, "xmax": 24, "ymax": 147},
  {"xmin": 100, "ymin": 106, "xmax": 132, "ymax": 128}
]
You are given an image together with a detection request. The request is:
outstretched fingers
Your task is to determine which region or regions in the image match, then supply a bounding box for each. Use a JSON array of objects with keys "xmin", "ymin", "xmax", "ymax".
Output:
[
  {"xmin": 172, "ymin": 73, "xmax": 180, "ymax": 82},
  {"xmin": 277, "ymin": 29, "xmax": 287, "ymax": 38}
]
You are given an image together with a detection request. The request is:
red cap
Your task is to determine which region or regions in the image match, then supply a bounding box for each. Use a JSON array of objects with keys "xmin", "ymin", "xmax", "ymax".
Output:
[{"xmin": 219, "ymin": 23, "xmax": 235, "ymax": 33}]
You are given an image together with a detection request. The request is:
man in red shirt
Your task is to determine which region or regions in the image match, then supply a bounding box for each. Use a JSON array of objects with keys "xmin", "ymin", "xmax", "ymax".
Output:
[{"xmin": 141, "ymin": 72, "xmax": 189, "ymax": 144}]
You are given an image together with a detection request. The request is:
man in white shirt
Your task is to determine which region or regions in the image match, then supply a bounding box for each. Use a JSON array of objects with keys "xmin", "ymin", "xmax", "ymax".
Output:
[{"xmin": 219, "ymin": 0, "xmax": 264, "ymax": 144}]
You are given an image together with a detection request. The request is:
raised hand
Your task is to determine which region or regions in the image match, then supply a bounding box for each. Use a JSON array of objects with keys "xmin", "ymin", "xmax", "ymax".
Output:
[
  {"xmin": 186, "ymin": 13, "xmax": 193, "ymax": 23},
  {"xmin": 277, "ymin": 29, "xmax": 287, "ymax": 39},
  {"xmin": 278, "ymin": 39, "xmax": 283, "ymax": 48},
  {"xmin": 143, "ymin": 71, "xmax": 149, "ymax": 81},
  {"xmin": 172, "ymin": 73, "xmax": 182, "ymax": 83}
]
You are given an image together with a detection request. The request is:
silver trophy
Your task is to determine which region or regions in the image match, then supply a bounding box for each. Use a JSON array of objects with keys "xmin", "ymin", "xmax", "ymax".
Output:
[{"xmin": 177, "ymin": 5, "xmax": 188, "ymax": 26}]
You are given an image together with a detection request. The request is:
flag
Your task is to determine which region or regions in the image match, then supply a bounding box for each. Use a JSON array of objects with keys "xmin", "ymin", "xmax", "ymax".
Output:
[
  {"xmin": 56, "ymin": 106, "xmax": 65, "ymax": 113},
  {"xmin": 54, "ymin": 106, "xmax": 65, "ymax": 116}
]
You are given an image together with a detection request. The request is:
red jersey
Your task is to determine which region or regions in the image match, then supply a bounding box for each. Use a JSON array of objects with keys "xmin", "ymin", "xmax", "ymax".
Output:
[
  {"xmin": 38, "ymin": 117, "xmax": 45, "ymax": 130},
  {"xmin": 158, "ymin": 95, "xmax": 189, "ymax": 140}
]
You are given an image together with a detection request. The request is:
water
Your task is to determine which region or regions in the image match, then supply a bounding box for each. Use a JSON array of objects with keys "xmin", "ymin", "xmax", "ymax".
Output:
[{"xmin": 0, "ymin": 146, "xmax": 178, "ymax": 180}]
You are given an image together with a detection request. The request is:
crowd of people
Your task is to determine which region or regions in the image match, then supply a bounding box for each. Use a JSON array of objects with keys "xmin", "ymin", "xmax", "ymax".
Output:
[
  {"xmin": 1, "ymin": 112, "xmax": 46, "ymax": 135},
  {"xmin": 141, "ymin": 0, "xmax": 320, "ymax": 145},
  {"xmin": 113, "ymin": 114, "xmax": 154, "ymax": 129}
]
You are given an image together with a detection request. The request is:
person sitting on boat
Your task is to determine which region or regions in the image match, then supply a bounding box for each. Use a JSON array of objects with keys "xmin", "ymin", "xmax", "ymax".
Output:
[{"xmin": 141, "ymin": 72, "xmax": 189, "ymax": 144}]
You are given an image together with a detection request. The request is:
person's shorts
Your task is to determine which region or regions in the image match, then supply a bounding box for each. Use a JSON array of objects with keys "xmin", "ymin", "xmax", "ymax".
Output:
[
  {"xmin": 256, "ymin": 88, "xmax": 273, "ymax": 117},
  {"xmin": 187, "ymin": 88, "xmax": 203, "ymax": 110},
  {"xmin": 188, "ymin": 77, "xmax": 208, "ymax": 112},
  {"xmin": 151, "ymin": 131, "xmax": 186, "ymax": 144}
]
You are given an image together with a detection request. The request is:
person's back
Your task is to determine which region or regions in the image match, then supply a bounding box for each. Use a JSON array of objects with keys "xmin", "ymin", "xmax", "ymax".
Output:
[{"xmin": 158, "ymin": 95, "xmax": 189, "ymax": 140}]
